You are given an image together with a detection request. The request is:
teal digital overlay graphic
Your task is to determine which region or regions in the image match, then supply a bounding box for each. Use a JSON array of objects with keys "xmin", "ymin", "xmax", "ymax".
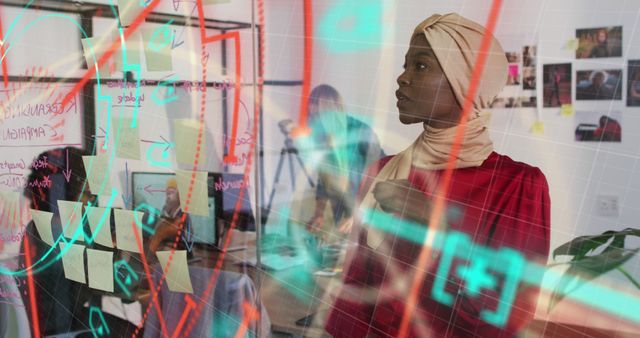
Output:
[
  {"xmin": 133, "ymin": 203, "xmax": 161, "ymax": 235},
  {"xmin": 89, "ymin": 306, "xmax": 110, "ymax": 337},
  {"xmin": 114, "ymin": 260, "xmax": 140, "ymax": 298},
  {"xmin": 317, "ymin": 0, "xmax": 383, "ymax": 53},
  {"xmin": 361, "ymin": 208, "xmax": 640, "ymax": 326}
]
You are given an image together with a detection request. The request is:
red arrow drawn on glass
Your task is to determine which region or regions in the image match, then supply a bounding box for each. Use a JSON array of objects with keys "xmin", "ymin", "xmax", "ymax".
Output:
[
  {"xmin": 144, "ymin": 185, "xmax": 166, "ymax": 195},
  {"xmin": 62, "ymin": 149, "xmax": 72, "ymax": 183}
]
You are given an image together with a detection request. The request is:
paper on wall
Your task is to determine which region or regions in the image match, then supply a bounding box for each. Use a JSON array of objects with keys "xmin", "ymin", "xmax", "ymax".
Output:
[
  {"xmin": 114, "ymin": 209, "xmax": 144, "ymax": 253},
  {"xmin": 156, "ymin": 250, "xmax": 193, "ymax": 293}
]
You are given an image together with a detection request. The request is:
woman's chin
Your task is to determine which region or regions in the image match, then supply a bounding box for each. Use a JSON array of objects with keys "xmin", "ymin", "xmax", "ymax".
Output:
[{"xmin": 399, "ymin": 112, "xmax": 421, "ymax": 125}]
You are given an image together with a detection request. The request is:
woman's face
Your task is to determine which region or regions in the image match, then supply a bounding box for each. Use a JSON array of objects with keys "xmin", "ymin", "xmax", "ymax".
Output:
[{"xmin": 396, "ymin": 34, "xmax": 461, "ymax": 127}]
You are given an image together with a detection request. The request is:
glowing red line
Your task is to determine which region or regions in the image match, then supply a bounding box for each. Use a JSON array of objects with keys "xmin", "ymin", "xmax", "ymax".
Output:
[
  {"xmin": 23, "ymin": 237, "xmax": 41, "ymax": 338},
  {"xmin": 395, "ymin": 2, "xmax": 504, "ymax": 337},
  {"xmin": 131, "ymin": 220, "xmax": 170, "ymax": 338},
  {"xmin": 297, "ymin": 0, "xmax": 313, "ymax": 129},
  {"xmin": 224, "ymin": 32, "xmax": 241, "ymax": 164},
  {"xmin": 170, "ymin": 295, "xmax": 196, "ymax": 338},
  {"xmin": 233, "ymin": 302, "xmax": 260, "ymax": 338},
  {"xmin": 180, "ymin": 4, "xmax": 259, "ymax": 335},
  {"xmin": 0, "ymin": 10, "xmax": 9, "ymax": 89},
  {"xmin": 60, "ymin": 0, "xmax": 162, "ymax": 109}
]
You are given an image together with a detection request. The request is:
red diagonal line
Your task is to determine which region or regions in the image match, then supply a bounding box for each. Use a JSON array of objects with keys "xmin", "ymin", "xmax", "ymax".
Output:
[
  {"xmin": 170, "ymin": 295, "xmax": 196, "ymax": 338},
  {"xmin": 233, "ymin": 302, "xmax": 260, "ymax": 338},
  {"xmin": 223, "ymin": 32, "xmax": 241, "ymax": 164},
  {"xmin": 24, "ymin": 237, "xmax": 41, "ymax": 338},
  {"xmin": 395, "ymin": 2, "xmax": 505, "ymax": 338},
  {"xmin": 130, "ymin": 220, "xmax": 170, "ymax": 338},
  {"xmin": 0, "ymin": 9, "xmax": 9, "ymax": 89},
  {"xmin": 180, "ymin": 4, "xmax": 258, "ymax": 335},
  {"xmin": 297, "ymin": 0, "xmax": 313, "ymax": 129},
  {"xmin": 131, "ymin": 212, "xmax": 189, "ymax": 338},
  {"xmin": 60, "ymin": 0, "xmax": 161, "ymax": 109}
]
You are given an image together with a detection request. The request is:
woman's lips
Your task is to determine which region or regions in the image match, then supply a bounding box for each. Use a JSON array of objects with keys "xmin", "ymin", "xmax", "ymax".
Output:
[{"xmin": 396, "ymin": 91, "xmax": 409, "ymax": 107}]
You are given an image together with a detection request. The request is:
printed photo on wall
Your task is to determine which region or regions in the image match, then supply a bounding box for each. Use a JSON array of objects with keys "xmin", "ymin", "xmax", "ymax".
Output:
[
  {"xmin": 574, "ymin": 111, "xmax": 622, "ymax": 142},
  {"xmin": 543, "ymin": 63, "xmax": 572, "ymax": 107},
  {"xmin": 523, "ymin": 67, "xmax": 536, "ymax": 90},
  {"xmin": 576, "ymin": 26, "xmax": 622, "ymax": 59},
  {"xmin": 505, "ymin": 52, "xmax": 521, "ymax": 86},
  {"xmin": 576, "ymin": 69, "xmax": 622, "ymax": 101},
  {"xmin": 627, "ymin": 60, "xmax": 640, "ymax": 106},
  {"xmin": 523, "ymin": 45, "xmax": 536, "ymax": 67},
  {"xmin": 522, "ymin": 46, "xmax": 536, "ymax": 90},
  {"xmin": 489, "ymin": 97, "xmax": 536, "ymax": 108}
]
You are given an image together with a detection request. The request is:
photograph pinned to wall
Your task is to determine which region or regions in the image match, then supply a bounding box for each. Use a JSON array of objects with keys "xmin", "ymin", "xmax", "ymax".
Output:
[
  {"xmin": 522, "ymin": 46, "xmax": 536, "ymax": 90},
  {"xmin": 576, "ymin": 26, "xmax": 622, "ymax": 59},
  {"xmin": 543, "ymin": 63, "xmax": 572, "ymax": 107},
  {"xmin": 523, "ymin": 67, "xmax": 536, "ymax": 90},
  {"xmin": 627, "ymin": 60, "xmax": 640, "ymax": 106},
  {"xmin": 574, "ymin": 110, "xmax": 621, "ymax": 142},
  {"xmin": 520, "ymin": 96, "xmax": 537, "ymax": 108},
  {"xmin": 576, "ymin": 69, "xmax": 622, "ymax": 101},
  {"xmin": 523, "ymin": 45, "xmax": 536, "ymax": 67},
  {"xmin": 490, "ymin": 96, "xmax": 536, "ymax": 109},
  {"xmin": 505, "ymin": 52, "xmax": 521, "ymax": 86}
]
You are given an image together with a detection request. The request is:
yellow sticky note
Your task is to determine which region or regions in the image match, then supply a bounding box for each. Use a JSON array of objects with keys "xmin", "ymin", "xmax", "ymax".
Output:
[
  {"xmin": 86, "ymin": 206, "xmax": 114, "ymax": 248},
  {"xmin": 114, "ymin": 30, "xmax": 142, "ymax": 71},
  {"xmin": 29, "ymin": 209, "xmax": 55, "ymax": 246},
  {"xmin": 114, "ymin": 209, "xmax": 143, "ymax": 253},
  {"xmin": 81, "ymin": 36, "xmax": 114, "ymax": 76},
  {"xmin": 117, "ymin": 0, "xmax": 145, "ymax": 27},
  {"xmin": 531, "ymin": 120, "xmax": 545, "ymax": 134},
  {"xmin": 114, "ymin": 117, "xmax": 141, "ymax": 160},
  {"xmin": 59, "ymin": 242, "xmax": 86, "ymax": 284},
  {"xmin": 142, "ymin": 25, "xmax": 173, "ymax": 71},
  {"xmin": 560, "ymin": 104, "xmax": 575, "ymax": 117},
  {"xmin": 173, "ymin": 119, "xmax": 206, "ymax": 166},
  {"xmin": 57, "ymin": 200, "xmax": 84, "ymax": 242},
  {"xmin": 87, "ymin": 249, "xmax": 114, "ymax": 292},
  {"xmin": 83, "ymin": 155, "xmax": 112, "ymax": 193},
  {"xmin": 175, "ymin": 170, "xmax": 209, "ymax": 217},
  {"xmin": 156, "ymin": 250, "xmax": 193, "ymax": 293},
  {"xmin": 564, "ymin": 38, "xmax": 579, "ymax": 51}
]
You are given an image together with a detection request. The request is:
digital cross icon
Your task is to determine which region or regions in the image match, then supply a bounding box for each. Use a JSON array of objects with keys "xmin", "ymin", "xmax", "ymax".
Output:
[
  {"xmin": 431, "ymin": 232, "xmax": 525, "ymax": 328},
  {"xmin": 456, "ymin": 256, "xmax": 497, "ymax": 297}
]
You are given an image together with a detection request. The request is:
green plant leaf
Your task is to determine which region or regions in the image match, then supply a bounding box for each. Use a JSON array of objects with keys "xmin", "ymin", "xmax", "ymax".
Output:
[
  {"xmin": 548, "ymin": 247, "xmax": 640, "ymax": 313},
  {"xmin": 552, "ymin": 231, "xmax": 615, "ymax": 260}
]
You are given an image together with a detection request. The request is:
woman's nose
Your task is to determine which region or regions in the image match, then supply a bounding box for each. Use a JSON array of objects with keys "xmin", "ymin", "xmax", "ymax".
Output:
[{"xmin": 397, "ymin": 71, "xmax": 410, "ymax": 86}]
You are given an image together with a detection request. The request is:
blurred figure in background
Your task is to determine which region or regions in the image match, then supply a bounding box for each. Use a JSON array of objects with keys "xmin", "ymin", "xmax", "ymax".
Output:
[{"xmin": 304, "ymin": 84, "xmax": 384, "ymax": 237}]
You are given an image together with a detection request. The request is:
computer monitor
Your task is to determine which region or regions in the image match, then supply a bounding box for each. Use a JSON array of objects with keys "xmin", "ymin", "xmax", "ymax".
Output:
[{"xmin": 131, "ymin": 172, "xmax": 255, "ymax": 246}]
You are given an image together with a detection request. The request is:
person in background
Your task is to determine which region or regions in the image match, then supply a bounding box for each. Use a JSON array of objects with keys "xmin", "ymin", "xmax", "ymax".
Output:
[
  {"xmin": 17, "ymin": 147, "xmax": 93, "ymax": 336},
  {"xmin": 304, "ymin": 84, "xmax": 384, "ymax": 236},
  {"xmin": 16, "ymin": 147, "xmax": 142, "ymax": 337},
  {"xmin": 148, "ymin": 178, "xmax": 193, "ymax": 254},
  {"xmin": 325, "ymin": 13, "xmax": 550, "ymax": 337}
]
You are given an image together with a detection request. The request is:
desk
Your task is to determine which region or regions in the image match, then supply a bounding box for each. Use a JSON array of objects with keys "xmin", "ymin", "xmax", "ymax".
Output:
[{"xmin": 150, "ymin": 230, "xmax": 333, "ymax": 337}]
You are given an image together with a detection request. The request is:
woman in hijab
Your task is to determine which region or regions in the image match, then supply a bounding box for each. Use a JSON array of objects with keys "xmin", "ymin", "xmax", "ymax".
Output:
[{"xmin": 325, "ymin": 13, "xmax": 550, "ymax": 337}]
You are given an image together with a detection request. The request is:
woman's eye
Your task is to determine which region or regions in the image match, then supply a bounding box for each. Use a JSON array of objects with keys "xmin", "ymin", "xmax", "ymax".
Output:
[{"xmin": 417, "ymin": 63, "xmax": 428, "ymax": 70}]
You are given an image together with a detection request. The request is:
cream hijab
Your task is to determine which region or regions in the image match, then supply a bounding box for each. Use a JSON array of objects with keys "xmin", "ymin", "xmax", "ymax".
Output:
[{"xmin": 363, "ymin": 13, "xmax": 508, "ymax": 248}]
